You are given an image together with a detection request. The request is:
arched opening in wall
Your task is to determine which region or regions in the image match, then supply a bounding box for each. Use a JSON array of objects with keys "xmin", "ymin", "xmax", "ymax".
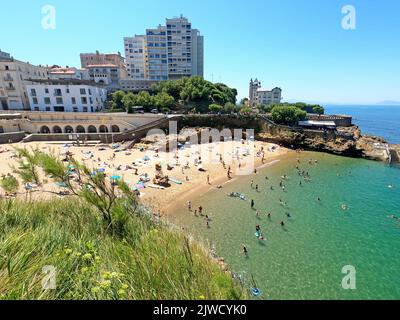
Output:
[
  {"xmin": 76, "ymin": 125, "xmax": 86, "ymax": 133},
  {"xmin": 99, "ymin": 125, "xmax": 109, "ymax": 133},
  {"xmin": 40, "ymin": 126, "xmax": 50, "ymax": 134},
  {"xmin": 0, "ymin": 126, "xmax": 4, "ymax": 134},
  {"xmin": 53, "ymin": 126, "xmax": 62, "ymax": 134},
  {"xmin": 65, "ymin": 126, "xmax": 74, "ymax": 133},
  {"xmin": 88, "ymin": 125, "xmax": 97, "ymax": 133},
  {"xmin": 111, "ymin": 125, "xmax": 120, "ymax": 133}
]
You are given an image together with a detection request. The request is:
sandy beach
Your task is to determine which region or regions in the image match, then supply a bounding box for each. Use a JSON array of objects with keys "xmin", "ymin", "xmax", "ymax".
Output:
[{"xmin": 0, "ymin": 137, "xmax": 290, "ymax": 216}]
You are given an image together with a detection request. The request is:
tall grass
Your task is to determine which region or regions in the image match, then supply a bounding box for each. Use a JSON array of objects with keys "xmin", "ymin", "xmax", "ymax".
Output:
[{"xmin": 0, "ymin": 198, "xmax": 244, "ymax": 300}]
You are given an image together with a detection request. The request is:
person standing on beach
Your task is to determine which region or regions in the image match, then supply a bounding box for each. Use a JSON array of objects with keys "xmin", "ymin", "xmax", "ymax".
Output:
[
  {"xmin": 251, "ymin": 199, "xmax": 255, "ymax": 209},
  {"xmin": 207, "ymin": 175, "xmax": 210, "ymax": 185},
  {"xmin": 199, "ymin": 206, "xmax": 203, "ymax": 215},
  {"xmin": 187, "ymin": 201, "xmax": 192, "ymax": 211}
]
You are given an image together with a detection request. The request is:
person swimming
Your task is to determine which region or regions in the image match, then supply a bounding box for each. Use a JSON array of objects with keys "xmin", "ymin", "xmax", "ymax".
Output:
[{"xmin": 281, "ymin": 221, "xmax": 285, "ymax": 227}]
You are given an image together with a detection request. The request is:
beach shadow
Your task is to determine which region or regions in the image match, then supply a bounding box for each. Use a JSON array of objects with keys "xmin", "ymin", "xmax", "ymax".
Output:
[{"xmin": 257, "ymin": 240, "xmax": 267, "ymax": 246}]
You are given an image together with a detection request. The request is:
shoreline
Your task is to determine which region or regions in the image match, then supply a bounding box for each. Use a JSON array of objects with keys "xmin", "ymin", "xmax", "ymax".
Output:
[
  {"xmin": 0, "ymin": 140, "xmax": 290, "ymax": 216},
  {"xmin": 164, "ymin": 156, "xmax": 285, "ymax": 216}
]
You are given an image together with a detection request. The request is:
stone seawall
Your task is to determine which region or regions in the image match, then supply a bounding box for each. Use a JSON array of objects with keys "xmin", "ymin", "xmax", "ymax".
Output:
[{"xmin": 0, "ymin": 132, "xmax": 26, "ymax": 144}]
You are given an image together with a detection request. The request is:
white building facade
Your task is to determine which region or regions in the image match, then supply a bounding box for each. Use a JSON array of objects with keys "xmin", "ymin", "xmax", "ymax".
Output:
[
  {"xmin": 26, "ymin": 82, "xmax": 107, "ymax": 113},
  {"xmin": 0, "ymin": 55, "xmax": 49, "ymax": 110},
  {"xmin": 249, "ymin": 78, "xmax": 282, "ymax": 106}
]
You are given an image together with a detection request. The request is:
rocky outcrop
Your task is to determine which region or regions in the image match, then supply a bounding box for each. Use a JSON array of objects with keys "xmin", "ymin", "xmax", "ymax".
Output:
[
  {"xmin": 389, "ymin": 145, "xmax": 400, "ymax": 163},
  {"xmin": 258, "ymin": 125, "xmax": 397, "ymax": 163}
]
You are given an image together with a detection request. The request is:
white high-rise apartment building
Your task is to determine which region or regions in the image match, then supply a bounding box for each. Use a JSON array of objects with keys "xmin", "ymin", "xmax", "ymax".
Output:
[
  {"xmin": 146, "ymin": 26, "xmax": 168, "ymax": 81},
  {"xmin": 124, "ymin": 35, "xmax": 147, "ymax": 79},
  {"xmin": 123, "ymin": 16, "xmax": 204, "ymax": 81}
]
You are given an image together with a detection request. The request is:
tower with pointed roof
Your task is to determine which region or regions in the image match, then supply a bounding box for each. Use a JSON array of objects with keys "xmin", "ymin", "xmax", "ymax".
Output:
[{"xmin": 249, "ymin": 78, "xmax": 261, "ymax": 106}]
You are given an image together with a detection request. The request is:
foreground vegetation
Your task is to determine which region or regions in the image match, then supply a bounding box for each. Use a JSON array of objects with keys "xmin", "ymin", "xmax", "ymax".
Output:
[{"xmin": 0, "ymin": 149, "xmax": 244, "ymax": 300}]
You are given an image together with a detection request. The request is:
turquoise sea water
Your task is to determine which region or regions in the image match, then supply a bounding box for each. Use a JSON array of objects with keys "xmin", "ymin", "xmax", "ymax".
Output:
[
  {"xmin": 325, "ymin": 105, "xmax": 400, "ymax": 144},
  {"xmin": 172, "ymin": 152, "xmax": 400, "ymax": 299}
]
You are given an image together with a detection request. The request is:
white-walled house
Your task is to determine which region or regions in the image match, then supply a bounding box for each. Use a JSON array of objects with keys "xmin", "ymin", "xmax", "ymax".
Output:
[
  {"xmin": 26, "ymin": 81, "xmax": 107, "ymax": 112},
  {"xmin": 249, "ymin": 78, "xmax": 282, "ymax": 106}
]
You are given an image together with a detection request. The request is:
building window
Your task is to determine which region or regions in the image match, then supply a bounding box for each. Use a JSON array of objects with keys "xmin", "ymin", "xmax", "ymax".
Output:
[
  {"xmin": 81, "ymin": 97, "xmax": 87, "ymax": 104},
  {"xmin": 83, "ymin": 107, "xmax": 88, "ymax": 112},
  {"xmin": 54, "ymin": 89, "xmax": 62, "ymax": 96},
  {"xmin": 71, "ymin": 97, "xmax": 76, "ymax": 104},
  {"xmin": 73, "ymin": 107, "xmax": 78, "ymax": 112},
  {"xmin": 80, "ymin": 88, "xmax": 86, "ymax": 95},
  {"xmin": 32, "ymin": 97, "xmax": 38, "ymax": 104},
  {"xmin": 66, "ymin": 88, "xmax": 70, "ymax": 93},
  {"xmin": 56, "ymin": 97, "xmax": 63, "ymax": 104},
  {"xmin": 5, "ymin": 66, "xmax": 9, "ymax": 70},
  {"xmin": 34, "ymin": 107, "xmax": 39, "ymax": 111},
  {"xmin": 45, "ymin": 88, "xmax": 49, "ymax": 94},
  {"xmin": 44, "ymin": 97, "xmax": 51, "ymax": 104},
  {"xmin": 46, "ymin": 106, "xmax": 51, "ymax": 111},
  {"xmin": 31, "ymin": 90, "xmax": 37, "ymax": 97}
]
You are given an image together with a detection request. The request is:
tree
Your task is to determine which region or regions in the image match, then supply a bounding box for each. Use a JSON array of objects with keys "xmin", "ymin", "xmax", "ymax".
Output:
[
  {"xmin": 17, "ymin": 149, "xmax": 139, "ymax": 235},
  {"xmin": 136, "ymin": 91, "xmax": 154, "ymax": 111},
  {"xmin": 223, "ymin": 102, "xmax": 236, "ymax": 114},
  {"xmin": 312, "ymin": 105, "xmax": 325, "ymax": 115},
  {"xmin": 154, "ymin": 92, "xmax": 175, "ymax": 110},
  {"xmin": 258, "ymin": 104, "xmax": 273, "ymax": 114},
  {"xmin": 111, "ymin": 90, "xmax": 126, "ymax": 110},
  {"xmin": 271, "ymin": 106, "xmax": 307, "ymax": 125},
  {"xmin": 208, "ymin": 104, "xmax": 223, "ymax": 113},
  {"xmin": 239, "ymin": 106, "xmax": 252, "ymax": 115},
  {"xmin": 122, "ymin": 92, "xmax": 138, "ymax": 111},
  {"xmin": 12, "ymin": 147, "xmax": 41, "ymax": 185},
  {"xmin": 240, "ymin": 98, "xmax": 249, "ymax": 106}
]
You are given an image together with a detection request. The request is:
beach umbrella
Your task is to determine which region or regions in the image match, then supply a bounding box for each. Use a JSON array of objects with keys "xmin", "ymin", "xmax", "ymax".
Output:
[
  {"xmin": 98, "ymin": 168, "xmax": 106, "ymax": 173},
  {"xmin": 131, "ymin": 186, "xmax": 138, "ymax": 191},
  {"xmin": 111, "ymin": 175, "xmax": 121, "ymax": 181}
]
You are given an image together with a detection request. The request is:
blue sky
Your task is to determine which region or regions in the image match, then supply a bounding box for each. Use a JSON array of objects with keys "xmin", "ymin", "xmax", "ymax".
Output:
[{"xmin": 1, "ymin": 0, "xmax": 400, "ymax": 104}]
